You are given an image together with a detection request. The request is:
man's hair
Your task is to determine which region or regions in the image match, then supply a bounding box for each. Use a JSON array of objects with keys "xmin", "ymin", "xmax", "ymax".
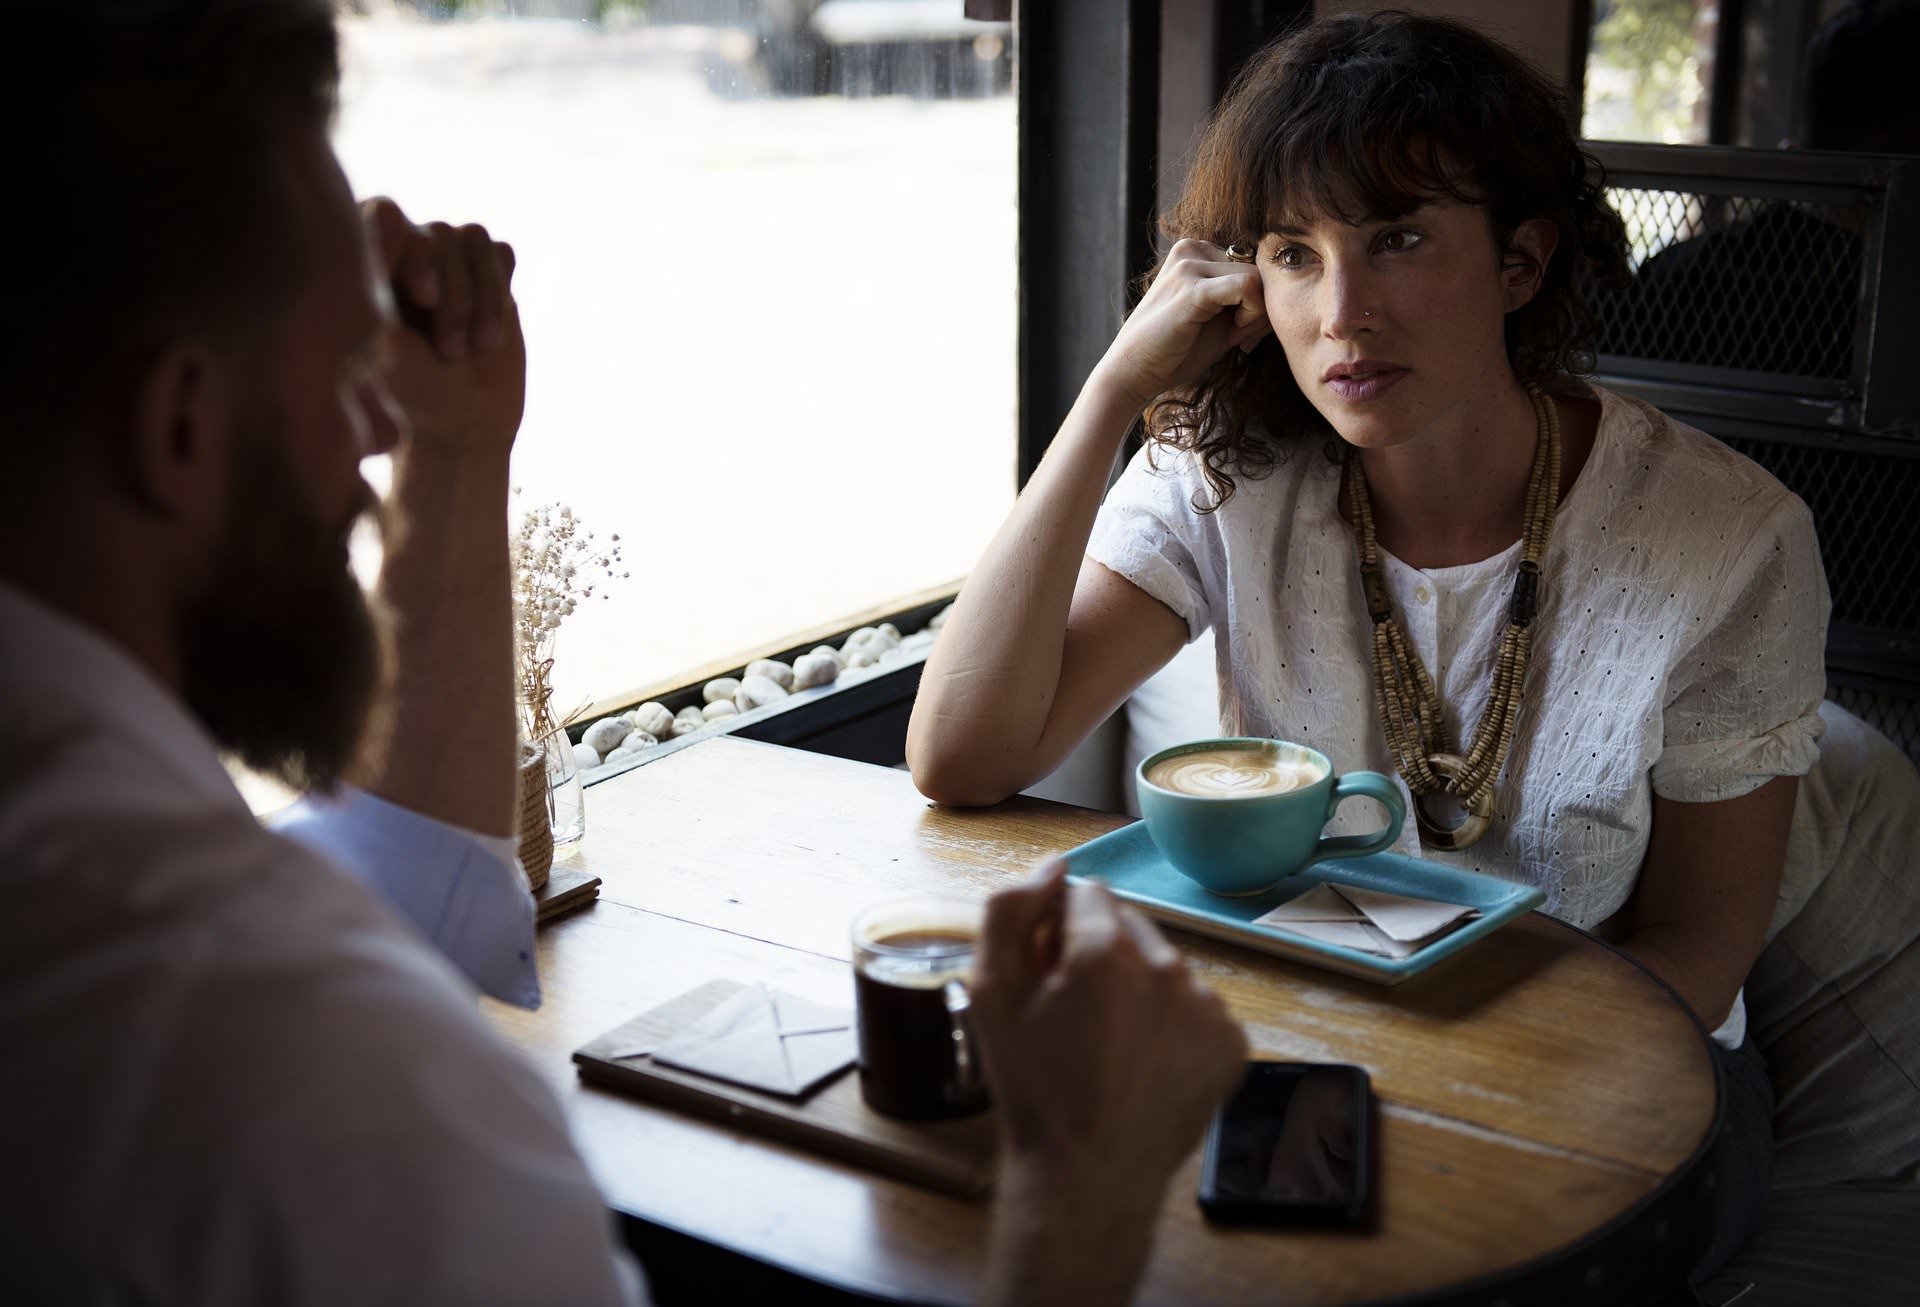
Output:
[
  {"xmin": 1145, "ymin": 11, "xmax": 1630, "ymax": 509},
  {"xmin": 1802, "ymin": 1, "xmax": 1920, "ymax": 153},
  {"xmin": 0, "ymin": 0, "xmax": 340, "ymax": 444}
]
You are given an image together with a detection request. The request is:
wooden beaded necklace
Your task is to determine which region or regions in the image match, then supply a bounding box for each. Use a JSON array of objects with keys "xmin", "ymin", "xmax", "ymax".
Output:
[{"xmin": 1345, "ymin": 383, "xmax": 1562, "ymax": 851}]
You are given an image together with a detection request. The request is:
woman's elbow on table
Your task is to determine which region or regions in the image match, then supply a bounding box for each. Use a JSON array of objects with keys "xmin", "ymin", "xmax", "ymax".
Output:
[{"xmin": 906, "ymin": 734, "xmax": 1030, "ymax": 809}]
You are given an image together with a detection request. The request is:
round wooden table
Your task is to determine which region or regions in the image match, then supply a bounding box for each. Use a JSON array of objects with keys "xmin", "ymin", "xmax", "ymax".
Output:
[{"xmin": 488, "ymin": 737, "xmax": 1723, "ymax": 1305}]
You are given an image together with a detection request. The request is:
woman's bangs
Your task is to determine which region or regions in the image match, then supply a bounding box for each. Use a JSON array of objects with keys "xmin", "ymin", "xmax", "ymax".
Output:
[{"xmin": 1254, "ymin": 128, "xmax": 1481, "ymax": 235}]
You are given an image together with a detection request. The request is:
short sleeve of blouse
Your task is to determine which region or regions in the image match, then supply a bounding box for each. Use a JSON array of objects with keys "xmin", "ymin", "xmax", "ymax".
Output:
[
  {"xmin": 1085, "ymin": 445, "xmax": 1212, "ymax": 643},
  {"xmin": 1652, "ymin": 495, "xmax": 1830, "ymax": 803}
]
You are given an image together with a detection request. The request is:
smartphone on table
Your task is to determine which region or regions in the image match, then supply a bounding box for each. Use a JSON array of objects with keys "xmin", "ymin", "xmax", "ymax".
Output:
[{"xmin": 1198, "ymin": 1061, "xmax": 1372, "ymax": 1226}]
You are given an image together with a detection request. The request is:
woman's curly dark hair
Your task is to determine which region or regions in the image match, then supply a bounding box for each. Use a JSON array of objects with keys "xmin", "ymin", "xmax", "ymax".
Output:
[{"xmin": 1145, "ymin": 10, "xmax": 1631, "ymax": 508}]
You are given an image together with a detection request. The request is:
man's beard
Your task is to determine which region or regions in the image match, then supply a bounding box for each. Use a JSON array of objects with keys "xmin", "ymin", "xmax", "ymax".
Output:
[{"xmin": 180, "ymin": 433, "xmax": 395, "ymax": 794}]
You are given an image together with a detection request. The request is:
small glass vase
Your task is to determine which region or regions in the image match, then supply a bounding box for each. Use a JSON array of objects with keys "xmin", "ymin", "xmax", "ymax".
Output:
[{"xmin": 542, "ymin": 727, "xmax": 587, "ymax": 854}]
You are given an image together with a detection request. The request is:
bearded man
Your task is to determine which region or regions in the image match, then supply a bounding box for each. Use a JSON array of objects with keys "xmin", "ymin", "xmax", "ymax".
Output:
[{"xmin": 0, "ymin": 3, "xmax": 1246, "ymax": 1304}]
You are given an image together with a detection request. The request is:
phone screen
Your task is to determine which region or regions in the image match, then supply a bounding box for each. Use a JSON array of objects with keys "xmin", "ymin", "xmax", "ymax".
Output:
[{"xmin": 1200, "ymin": 1062, "xmax": 1370, "ymax": 1223}]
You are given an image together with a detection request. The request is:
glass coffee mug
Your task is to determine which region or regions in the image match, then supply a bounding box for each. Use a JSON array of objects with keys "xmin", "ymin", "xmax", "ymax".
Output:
[{"xmin": 851, "ymin": 897, "xmax": 989, "ymax": 1120}]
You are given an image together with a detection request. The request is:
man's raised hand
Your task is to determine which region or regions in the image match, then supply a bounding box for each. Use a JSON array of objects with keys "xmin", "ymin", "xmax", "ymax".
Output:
[{"xmin": 361, "ymin": 196, "xmax": 526, "ymax": 458}]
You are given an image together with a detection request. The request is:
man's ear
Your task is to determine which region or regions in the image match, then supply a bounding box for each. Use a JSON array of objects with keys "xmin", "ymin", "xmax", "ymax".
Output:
[
  {"xmin": 1501, "ymin": 218, "xmax": 1561, "ymax": 313},
  {"xmin": 124, "ymin": 342, "xmax": 234, "ymax": 519}
]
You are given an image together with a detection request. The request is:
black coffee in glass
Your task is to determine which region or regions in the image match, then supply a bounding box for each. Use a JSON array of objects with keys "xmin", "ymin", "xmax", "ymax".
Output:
[{"xmin": 851, "ymin": 904, "xmax": 989, "ymax": 1120}]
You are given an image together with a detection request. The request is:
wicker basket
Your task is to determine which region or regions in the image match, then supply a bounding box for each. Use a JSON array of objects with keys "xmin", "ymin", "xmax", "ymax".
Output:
[{"xmin": 516, "ymin": 741, "xmax": 554, "ymax": 892}]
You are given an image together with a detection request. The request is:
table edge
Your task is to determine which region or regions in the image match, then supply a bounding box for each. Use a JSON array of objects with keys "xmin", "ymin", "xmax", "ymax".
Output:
[{"xmin": 1341, "ymin": 913, "xmax": 1728, "ymax": 1307}]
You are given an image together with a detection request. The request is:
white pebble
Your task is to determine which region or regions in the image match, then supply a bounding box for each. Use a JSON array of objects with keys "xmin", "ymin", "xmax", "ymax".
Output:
[
  {"xmin": 604, "ymin": 744, "xmax": 645, "ymax": 765},
  {"xmin": 745, "ymin": 658, "xmax": 795, "ymax": 691},
  {"xmin": 704, "ymin": 677, "xmax": 741, "ymax": 704},
  {"xmin": 618, "ymin": 729, "xmax": 659, "ymax": 753},
  {"xmin": 674, "ymin": 704, "xmax": 706, "ymax": 727},
  {"xmin": 844, "ymin": 626, "xmax": 878, "ymax": 650},
  {"xmin": 878, "ymin": 623, "xmax": 901, "ymax": 642},
  {"xmin": 900, "ymin": 630, "xmax": 937, "ymax": 653},
  {"xmin": 571, "ymin": 742, "xmax": 602, "ymax": 771},
  {"xmin": 792, "ymin": 652, "xmax": 839, "ymax": 689},
  {"xmin": 844, "ymin": 645, "xmax": 878, "ymax": 669},
  {"xmin": 879, "ymin": 645, "xmax": 909, "ymax": 666},
  {"xmin": 702, "ymin": 700, "xmax": 740, "ymax": 721},
  {"xmin": 582, "ymin": 716, "xmax": 631, "ymax": 755},
  {"xmin": 632, "ymin": 701, "xmax": 675, "ymax": 739},
  {"xmin": 670, "ymin": 713, "xmax": 705, "ymax": 737},
  {"xmin": 733, "ymin": 675, "xmax": 789, "ymax": 712},
  {"xmin": 810, "ymin": 644, "xmax": 845, "ymax": 668}
]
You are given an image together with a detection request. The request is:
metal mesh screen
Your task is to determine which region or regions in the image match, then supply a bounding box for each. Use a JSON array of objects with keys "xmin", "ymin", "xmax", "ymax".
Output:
[
  {"xmin": 1720, "ymin": 437, "xmax": 1919, "ymax": 768},
  {"xmin": 1717, "ymin": 436, "xmax": 1920, "ymax": 639},
  {"xmin": 1582, "ymin": 150, "xmax": 1918, "ymax": 767},
  {"xmin": 1592, "ymin": 188, "xmax": 1867, "ymax": 381}
]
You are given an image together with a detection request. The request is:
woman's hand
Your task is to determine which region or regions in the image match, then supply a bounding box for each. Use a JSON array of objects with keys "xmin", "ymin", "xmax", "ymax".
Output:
[{"xmin": 1091, "ymin": 238, "xmax": 1270, "ymax": 414}]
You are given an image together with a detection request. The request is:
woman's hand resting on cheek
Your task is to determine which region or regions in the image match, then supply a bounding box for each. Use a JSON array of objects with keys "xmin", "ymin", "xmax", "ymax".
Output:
[{"xmin": 1090, "ymin": 238, "xmax": 1272, "ymax": 416}]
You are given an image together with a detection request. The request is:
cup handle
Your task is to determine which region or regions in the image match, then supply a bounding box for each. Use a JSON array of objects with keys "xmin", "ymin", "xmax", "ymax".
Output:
[
  {"xmin": 943, "ymin": 978, "xmax": 982, "ymax": 1102},
  {"xmin": 1306, "ymin": 770, "xmax": 1407, "ymax": 865}
]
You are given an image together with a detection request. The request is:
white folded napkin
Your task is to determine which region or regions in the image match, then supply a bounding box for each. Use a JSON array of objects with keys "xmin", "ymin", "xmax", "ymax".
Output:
[{"xmin": 1252, "ymin": 883, "xmax": 1479, "ymax": 959}]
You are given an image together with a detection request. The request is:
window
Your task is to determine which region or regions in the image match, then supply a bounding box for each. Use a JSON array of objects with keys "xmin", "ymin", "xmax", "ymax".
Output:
[
  {"xmin": 334, "ymin": 1, "xmax": 1017, "ymax": 715},
  {"xmin": 1581, "ymin": 0, "xmax": 1717, "ymax": 144}
]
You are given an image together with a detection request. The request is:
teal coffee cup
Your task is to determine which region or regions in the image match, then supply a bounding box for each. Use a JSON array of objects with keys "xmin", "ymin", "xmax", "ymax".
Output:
[{"xmin": 1135, "ymin": 738, "xmax": 1407, "ymax": 897}]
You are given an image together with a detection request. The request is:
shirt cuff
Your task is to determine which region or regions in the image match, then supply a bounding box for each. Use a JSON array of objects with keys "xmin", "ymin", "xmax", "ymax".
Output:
[
  {"xmin": 1651, "ymin": 707, "xmax": 1826, "ymax": 805},
  {"xmin": 274, "ymin": 785, "xmax": 541, "ymax": 1009},
  {"xmin": 1084, "ymin": 534, "xmax": 1208, "ymax": 643}
]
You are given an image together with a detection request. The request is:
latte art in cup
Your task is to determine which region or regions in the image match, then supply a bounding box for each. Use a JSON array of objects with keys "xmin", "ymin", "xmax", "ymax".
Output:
[
  {"xmin": 1144, "ymin": 746, "xmax": 1328, "ymax": 799},
  {"xmin": 1135, "ymin": 737, "xmax": 1406, "ymax": 895}
]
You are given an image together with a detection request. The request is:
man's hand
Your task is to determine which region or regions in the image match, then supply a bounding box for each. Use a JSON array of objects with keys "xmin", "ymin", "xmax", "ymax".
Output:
[
  {"xmin": 362, "ymin": 196, "xmax": 526, "ymax": 458},
  {"xmin": 973, "ymin": 861, "xmax": 1247, "ymax": 1306},
  {"xmin": 347, "ymin": 198, "xmax": 524, "ymax": 840}
]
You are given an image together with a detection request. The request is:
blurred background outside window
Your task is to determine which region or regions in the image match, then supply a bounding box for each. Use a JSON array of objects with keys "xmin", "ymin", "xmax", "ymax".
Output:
[
  {"xmin": 336, "ymin": 0, "xmax": 1017, "ymax": 716},
  {"xmin": 1582, "ymin": 0, "xmax": 1718, "ymax": 145}
]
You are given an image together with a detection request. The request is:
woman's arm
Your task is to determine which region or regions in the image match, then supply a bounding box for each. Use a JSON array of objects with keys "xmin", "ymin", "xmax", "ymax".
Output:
[
  {"xmin": 906, "ymin": 382, "xmax": 1187, "ymax": 807},
  {"xmin": 907, "ymin": 241, "xmax": 1269, "ymax": 807},
  {"xmin": 1618, "ymin": 776, "xmax": 1799, "ymax": 1030}
]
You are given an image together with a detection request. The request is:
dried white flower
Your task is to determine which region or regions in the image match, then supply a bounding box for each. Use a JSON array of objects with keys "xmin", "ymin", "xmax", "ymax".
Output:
[{"xmin": 510, "ymin": 494, "xmax": 625, "ymax": 743}]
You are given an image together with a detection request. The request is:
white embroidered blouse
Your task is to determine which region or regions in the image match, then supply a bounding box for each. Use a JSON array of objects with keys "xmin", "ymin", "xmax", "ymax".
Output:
[{"xmin": 1087, "ymin": 381, "xmax": 1830, "ymax": 1046}]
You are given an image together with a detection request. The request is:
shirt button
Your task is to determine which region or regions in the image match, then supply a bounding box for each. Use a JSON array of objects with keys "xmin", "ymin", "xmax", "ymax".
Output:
[{"xmin": 1414, "ymin": 584, "xmax": 1432, "ymax": 604}]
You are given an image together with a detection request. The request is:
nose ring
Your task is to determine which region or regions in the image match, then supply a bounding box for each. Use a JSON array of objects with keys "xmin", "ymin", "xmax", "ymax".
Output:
[{"xmin": 1363, "ymin": 310, "xmax": 1373, "ymax": 317}]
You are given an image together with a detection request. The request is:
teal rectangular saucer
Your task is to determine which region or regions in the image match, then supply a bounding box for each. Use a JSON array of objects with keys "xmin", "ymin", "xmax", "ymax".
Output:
[{"xmin": 1062, "ymin": 821, "xmax": 1546, "ymax": 984}]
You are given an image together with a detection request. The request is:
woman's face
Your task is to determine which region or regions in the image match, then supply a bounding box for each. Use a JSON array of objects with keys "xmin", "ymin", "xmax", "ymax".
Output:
[{"xmin": 1256, "ymin": 200, "xmax": 1544, "ymax": 451}]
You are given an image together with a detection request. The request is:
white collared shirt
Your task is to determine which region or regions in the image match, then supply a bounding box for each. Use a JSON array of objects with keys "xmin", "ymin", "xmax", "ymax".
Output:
[
  {"xmin": 1089, "ymin": 382, "xmax": 1831, "ymax": 1048},
  {"xmin": 0, "ymin": 583, "xmax": 645, "ymax": 1305}
]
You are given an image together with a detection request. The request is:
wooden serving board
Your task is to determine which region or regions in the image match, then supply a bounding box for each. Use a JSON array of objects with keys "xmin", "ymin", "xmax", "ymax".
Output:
[{"xmin": 573, "ymin": 979, "xmax": 997, "ymax": 1198}]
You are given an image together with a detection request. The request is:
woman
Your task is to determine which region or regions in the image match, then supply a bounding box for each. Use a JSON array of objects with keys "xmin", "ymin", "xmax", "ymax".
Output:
[{"xmin": 908, "ymin": 11, "xmax": 1827, "ymax": 1278}]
